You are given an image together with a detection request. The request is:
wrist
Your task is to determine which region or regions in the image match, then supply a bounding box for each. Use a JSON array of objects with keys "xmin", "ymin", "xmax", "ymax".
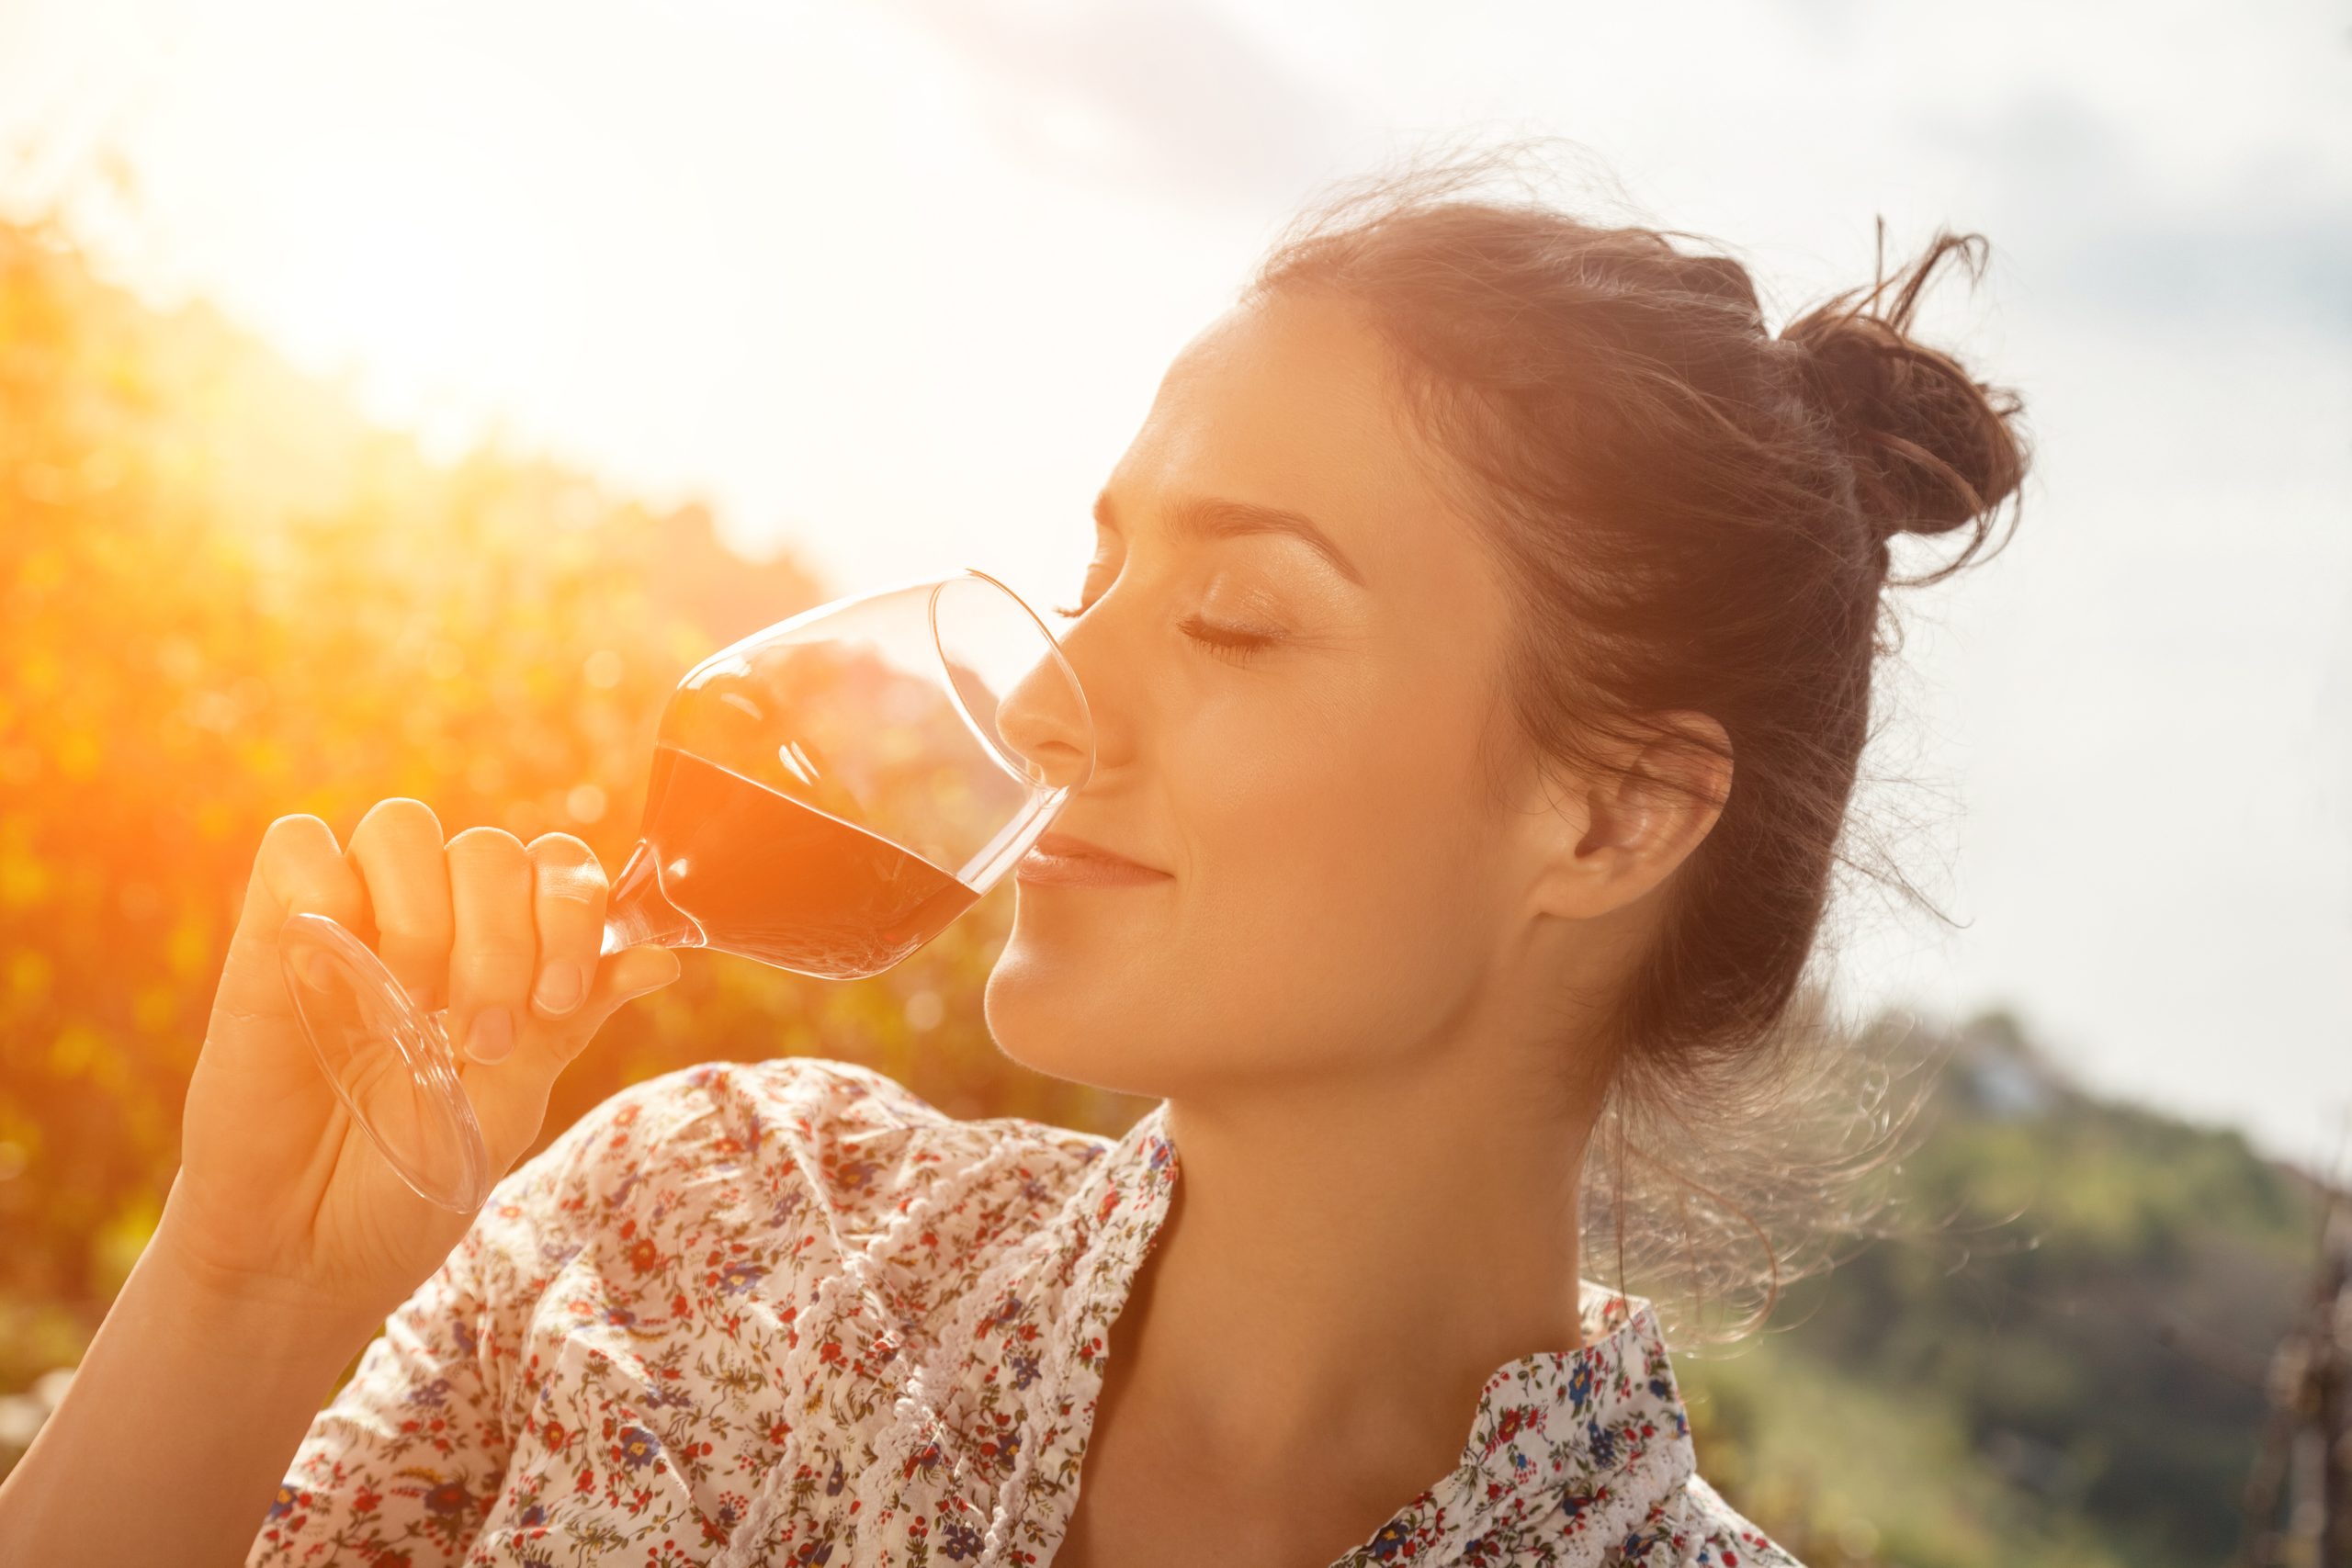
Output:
[
  {"xmin": 0, "ymin": 1210, "xmax": 381, "ymax": 1566},
  {"xmin": 137, "ymin": 1217, "xmax": 387, "ymax": 1361}
]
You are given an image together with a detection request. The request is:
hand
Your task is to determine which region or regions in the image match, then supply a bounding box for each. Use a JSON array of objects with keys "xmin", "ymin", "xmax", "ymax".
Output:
[{"xmin": 155, "ymin": 799, "xmax": 681, "ymax": 1333}]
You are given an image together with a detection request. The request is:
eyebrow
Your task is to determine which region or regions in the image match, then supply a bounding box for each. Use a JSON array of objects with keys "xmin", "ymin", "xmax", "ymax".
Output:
[{"xmin": 1092, "ymin": 489, "xmax": 1366, "ymax": 588}]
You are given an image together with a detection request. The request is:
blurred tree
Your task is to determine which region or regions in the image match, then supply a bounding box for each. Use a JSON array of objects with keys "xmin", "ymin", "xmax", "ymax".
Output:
[{"xmin": 0, "ymin": 217, "xmax": 1149, "ymax": 1405}]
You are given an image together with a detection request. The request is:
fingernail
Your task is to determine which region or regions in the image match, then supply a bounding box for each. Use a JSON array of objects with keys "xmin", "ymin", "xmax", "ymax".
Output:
[
  {"xmin": 466, "ymin": 1008, "xmax": 513, "ymax": 1065},
  {"xmin": 533, "ymin": 961, "xmax": 586, "ymax": 1016}
]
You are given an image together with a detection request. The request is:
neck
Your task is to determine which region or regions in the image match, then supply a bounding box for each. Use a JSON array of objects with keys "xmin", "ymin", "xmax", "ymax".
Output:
[{"xmin": 1130, "ymin": 1043, "xmax": 1594, "ymax": 1471}]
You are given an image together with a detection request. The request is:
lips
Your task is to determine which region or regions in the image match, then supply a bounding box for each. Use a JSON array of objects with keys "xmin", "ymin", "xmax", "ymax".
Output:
[{"xmin": 1016, "ymin": 831, "xmax": 1170, "ymax": 887}]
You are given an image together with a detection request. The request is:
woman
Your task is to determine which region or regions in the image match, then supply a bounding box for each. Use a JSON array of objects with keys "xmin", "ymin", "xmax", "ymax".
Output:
[{"xmin": 0, "ymin": 150, "xmax": 2029, "ymax": 1567}]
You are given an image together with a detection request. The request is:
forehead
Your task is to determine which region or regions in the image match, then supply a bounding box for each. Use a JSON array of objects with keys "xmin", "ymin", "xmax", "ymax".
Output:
[{"xmin": 1103, "ymin": 292, "xmax": 1480, "ymax": 581}]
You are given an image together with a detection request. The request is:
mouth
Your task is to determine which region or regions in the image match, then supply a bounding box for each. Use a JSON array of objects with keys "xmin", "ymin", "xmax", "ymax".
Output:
[{"xmin": 1016, "ymin": 830, "xmax": 1172, "ymax": 888}]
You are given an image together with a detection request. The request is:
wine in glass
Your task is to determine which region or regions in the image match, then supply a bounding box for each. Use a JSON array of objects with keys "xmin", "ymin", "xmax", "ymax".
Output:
[{"xmin": 275, "ymin": 568, "xmax": 1092, "ymax": 1213}]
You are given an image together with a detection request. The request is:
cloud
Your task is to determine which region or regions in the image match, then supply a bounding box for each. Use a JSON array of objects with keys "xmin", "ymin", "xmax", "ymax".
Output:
[
  {"xmin": 1917, "ymin": 87, "xmax": 2352, "ymax": 337},
  {"xmin": 887, "ymin": 0, "xmax": 1365, "ymax": 213}
]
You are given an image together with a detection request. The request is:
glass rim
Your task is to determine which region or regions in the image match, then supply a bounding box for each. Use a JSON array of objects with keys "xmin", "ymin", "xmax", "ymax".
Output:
[{"xmin": 939, "ymin": 564, "xmax": 1095, "ymax": 796}]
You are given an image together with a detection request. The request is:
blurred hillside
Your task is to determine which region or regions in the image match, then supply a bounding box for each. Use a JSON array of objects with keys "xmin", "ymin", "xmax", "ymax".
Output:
[
  {"xmin": 0, "ymin": 218, "xmax": 2329, "ymax": 1565},
  {"xmin": 1677, "ymin": 1010, "xmax": 2329, "ymax": 1568}
]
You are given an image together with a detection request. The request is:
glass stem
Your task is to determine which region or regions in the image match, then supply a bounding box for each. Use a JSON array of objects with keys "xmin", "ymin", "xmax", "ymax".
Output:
[{"xmin": 599, "ymin": 838, "xmax": 703, "ymax": 956}]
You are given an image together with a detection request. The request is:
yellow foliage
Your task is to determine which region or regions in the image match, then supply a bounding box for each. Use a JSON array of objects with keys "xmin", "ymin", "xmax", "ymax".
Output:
[
  {"xmin": 0, "ymin": 851, "xmax": 45, "ymax": 909},
  {"xmin": 6, "ymin": 950, "xmax": 51, "ymax": 1001},
  {"xmin": 164, "ymin": 915, "xmax": 212, "ymax": 979},
  {"xmin": 131, "ymin": 985, "xmax": 176, "ymax": 1034},
  {"xmin": 0, "ymin": 215, "xmax": 1154, "ymax": 1397},
  {"xmin": 47, "ymin": 1023, "xmax": 102, "ymax": 1078}
]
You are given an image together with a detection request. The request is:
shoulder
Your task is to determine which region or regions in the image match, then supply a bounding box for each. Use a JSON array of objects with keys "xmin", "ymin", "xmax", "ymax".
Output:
[
  {"xmin": 1657, "ymin": 1472, "xmax": 1805, "ymax": 1567},
  {"xmin": 508, "ymin": 1055, "xmax": 1113, "ymax": 1235},
  {"xmin": 555, "ymin": 1053, "xmax": 948, "ymax": 1167}
]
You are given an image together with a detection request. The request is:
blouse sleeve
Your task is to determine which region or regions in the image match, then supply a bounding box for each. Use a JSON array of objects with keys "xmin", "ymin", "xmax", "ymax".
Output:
[{"xmin": 243, "ymin": 1083, "xmax": 654, "ymax": 1567}]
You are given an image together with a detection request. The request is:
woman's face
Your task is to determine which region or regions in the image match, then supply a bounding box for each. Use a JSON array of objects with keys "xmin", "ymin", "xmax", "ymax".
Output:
[{"xmin": 985, "ymin": 289, "xmax": 1558, "ymax": 1103}]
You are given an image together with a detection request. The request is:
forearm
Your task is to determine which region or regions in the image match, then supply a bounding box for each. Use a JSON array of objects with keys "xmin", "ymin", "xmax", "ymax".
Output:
[{"xmin": 0, "ymin": 1226, "xmax": 383, "ymax": 1568}]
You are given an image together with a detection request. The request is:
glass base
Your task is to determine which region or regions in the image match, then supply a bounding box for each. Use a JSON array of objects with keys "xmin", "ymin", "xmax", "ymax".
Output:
[{"xmin": 278, "ymin": 910, "xmax": 492, "ymax": 1213}]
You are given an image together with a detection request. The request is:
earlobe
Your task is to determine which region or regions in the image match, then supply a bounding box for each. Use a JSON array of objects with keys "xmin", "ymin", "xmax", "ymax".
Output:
[{"xmin": 1516, "ymin": 759, "xmax": 1610, "ymax": 923}]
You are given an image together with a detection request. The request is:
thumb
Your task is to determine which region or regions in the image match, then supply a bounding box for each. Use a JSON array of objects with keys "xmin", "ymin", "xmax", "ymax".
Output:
[
  {"xmin": 499, "ymin": 944, "xmax": 681, "ymax": 1083},
  {"xmin": 461, "ymin": 945, "xmax": 682, "ymax": 1172},
  {"xmin": 543, "ymin": 944, "xmax": 683, "ymax": 1065}
]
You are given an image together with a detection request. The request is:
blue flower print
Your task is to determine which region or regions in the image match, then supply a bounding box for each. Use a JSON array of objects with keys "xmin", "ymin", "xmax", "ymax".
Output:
[{"xmin": 617, "ymin": 1425, "xmax": 662, "ymax": 1471}]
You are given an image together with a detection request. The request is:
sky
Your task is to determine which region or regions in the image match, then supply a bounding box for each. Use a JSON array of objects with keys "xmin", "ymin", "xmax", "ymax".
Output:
[{"xmin": 2, "ymin": 0, "xmax": 2346, "ymax": 1164}]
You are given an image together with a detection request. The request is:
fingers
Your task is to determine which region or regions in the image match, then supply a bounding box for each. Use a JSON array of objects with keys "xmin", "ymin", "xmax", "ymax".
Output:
[
  {"xmin": 214, "ymin": 796, "xmax": 683, "ymax": 1182},
  {"xmin": 345, "ymin": 799, "xmax": 452, "ymax": 1013},
  {"xmin": 213, "ymin": 814, "xmax": 371, "ymax": 1030},
  {"xmin": 463, "ymin": 943, "xmax": 680, "ymax": 1169},
  {"xmin": 524, "ymin": 833, "xmax": 608, "ymax": 1025},
  {"xmin": 523, "ymin": 944, "xmax": 682, "ymax": 1076},
  {"xmin": 445, "ymin": 827, "xmax": 537, "ymax": 1066},
  {"xmin": 571, "ymin": 945, "xmax": 681, "ymax": 1054}
]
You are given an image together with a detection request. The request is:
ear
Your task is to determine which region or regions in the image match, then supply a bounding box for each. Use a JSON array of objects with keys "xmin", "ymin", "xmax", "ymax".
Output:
[{"xmin": 1519, "ymin": 711, "xmax": 1733, "ymax": 923}]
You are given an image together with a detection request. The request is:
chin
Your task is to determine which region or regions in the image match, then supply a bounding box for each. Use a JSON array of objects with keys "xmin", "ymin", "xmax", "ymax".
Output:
[
  {"xmin": 983, "ymin": 927, "xmax": 1173, "ymax": 1100},
  {"xmin": 984, "ymin": 936, "xmax": 1113, "ymax": 1087}
]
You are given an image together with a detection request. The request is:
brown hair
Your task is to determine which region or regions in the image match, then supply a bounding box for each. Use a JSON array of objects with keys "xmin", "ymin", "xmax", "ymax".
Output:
[{"xmin": 1244, "ymin": 140, "xmax": 2032, "ymax": 1338}]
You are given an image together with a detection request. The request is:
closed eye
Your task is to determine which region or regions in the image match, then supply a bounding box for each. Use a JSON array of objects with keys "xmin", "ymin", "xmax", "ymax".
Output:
[
  {"xmin": 1177, "ymin": 614, "xmax": 1281, "ymax": 660},
  {"xmin": 1051, "ymin": 602, "xmax": 1283, "ymax": 662}
]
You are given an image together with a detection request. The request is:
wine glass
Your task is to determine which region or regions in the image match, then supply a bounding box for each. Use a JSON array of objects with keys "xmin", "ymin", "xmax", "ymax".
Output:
[{"xmin": 276, "ymin": 567, "xmax": 1093, "ymax": 1213}]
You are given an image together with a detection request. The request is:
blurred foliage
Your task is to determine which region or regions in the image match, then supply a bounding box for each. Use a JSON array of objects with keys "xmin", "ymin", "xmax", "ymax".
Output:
[
  {"xmin": 0, "ymin": 214, "xmax": 1149, "ymax": 1392},
  {"xmin": 1677, "ymin": 1010, "xmax": 2325, "ymax": 1568},
  {"xmin": 0, "ymin": 219, "xmax": 2325, "ymax": 1568}
]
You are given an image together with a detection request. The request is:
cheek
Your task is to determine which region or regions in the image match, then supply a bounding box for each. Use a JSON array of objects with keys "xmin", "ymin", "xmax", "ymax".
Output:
[
  {"xmin": 988, "ymin": 671, "xmax": 1507, "ymax": 1095},
  {"xmin": 1186, "ymin": 692, "xmax": 1501, "ymax": 1025}
]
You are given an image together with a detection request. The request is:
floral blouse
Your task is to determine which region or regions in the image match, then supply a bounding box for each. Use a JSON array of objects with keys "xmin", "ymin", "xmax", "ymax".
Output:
[{"xmin": 247, "ymin": 1055, "xmax": 1800, "ymax": 1567}]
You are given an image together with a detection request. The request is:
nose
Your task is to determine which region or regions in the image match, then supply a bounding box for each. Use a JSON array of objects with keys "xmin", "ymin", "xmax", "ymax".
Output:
[{"xmin": 991, "ymin": 637, "xmax": 1095, "ymax": 795}]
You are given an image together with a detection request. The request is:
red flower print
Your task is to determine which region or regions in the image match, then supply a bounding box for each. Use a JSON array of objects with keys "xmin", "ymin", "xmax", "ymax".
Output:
[{"xmin": 421, "ymin": 1480, "xmax": 473, "ymax": 1517}]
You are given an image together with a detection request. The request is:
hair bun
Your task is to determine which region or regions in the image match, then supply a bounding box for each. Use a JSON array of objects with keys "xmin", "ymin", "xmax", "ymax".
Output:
[{"xmin": 1779, "ymin": 226, "xmax": 2030, "ymax": 547}]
